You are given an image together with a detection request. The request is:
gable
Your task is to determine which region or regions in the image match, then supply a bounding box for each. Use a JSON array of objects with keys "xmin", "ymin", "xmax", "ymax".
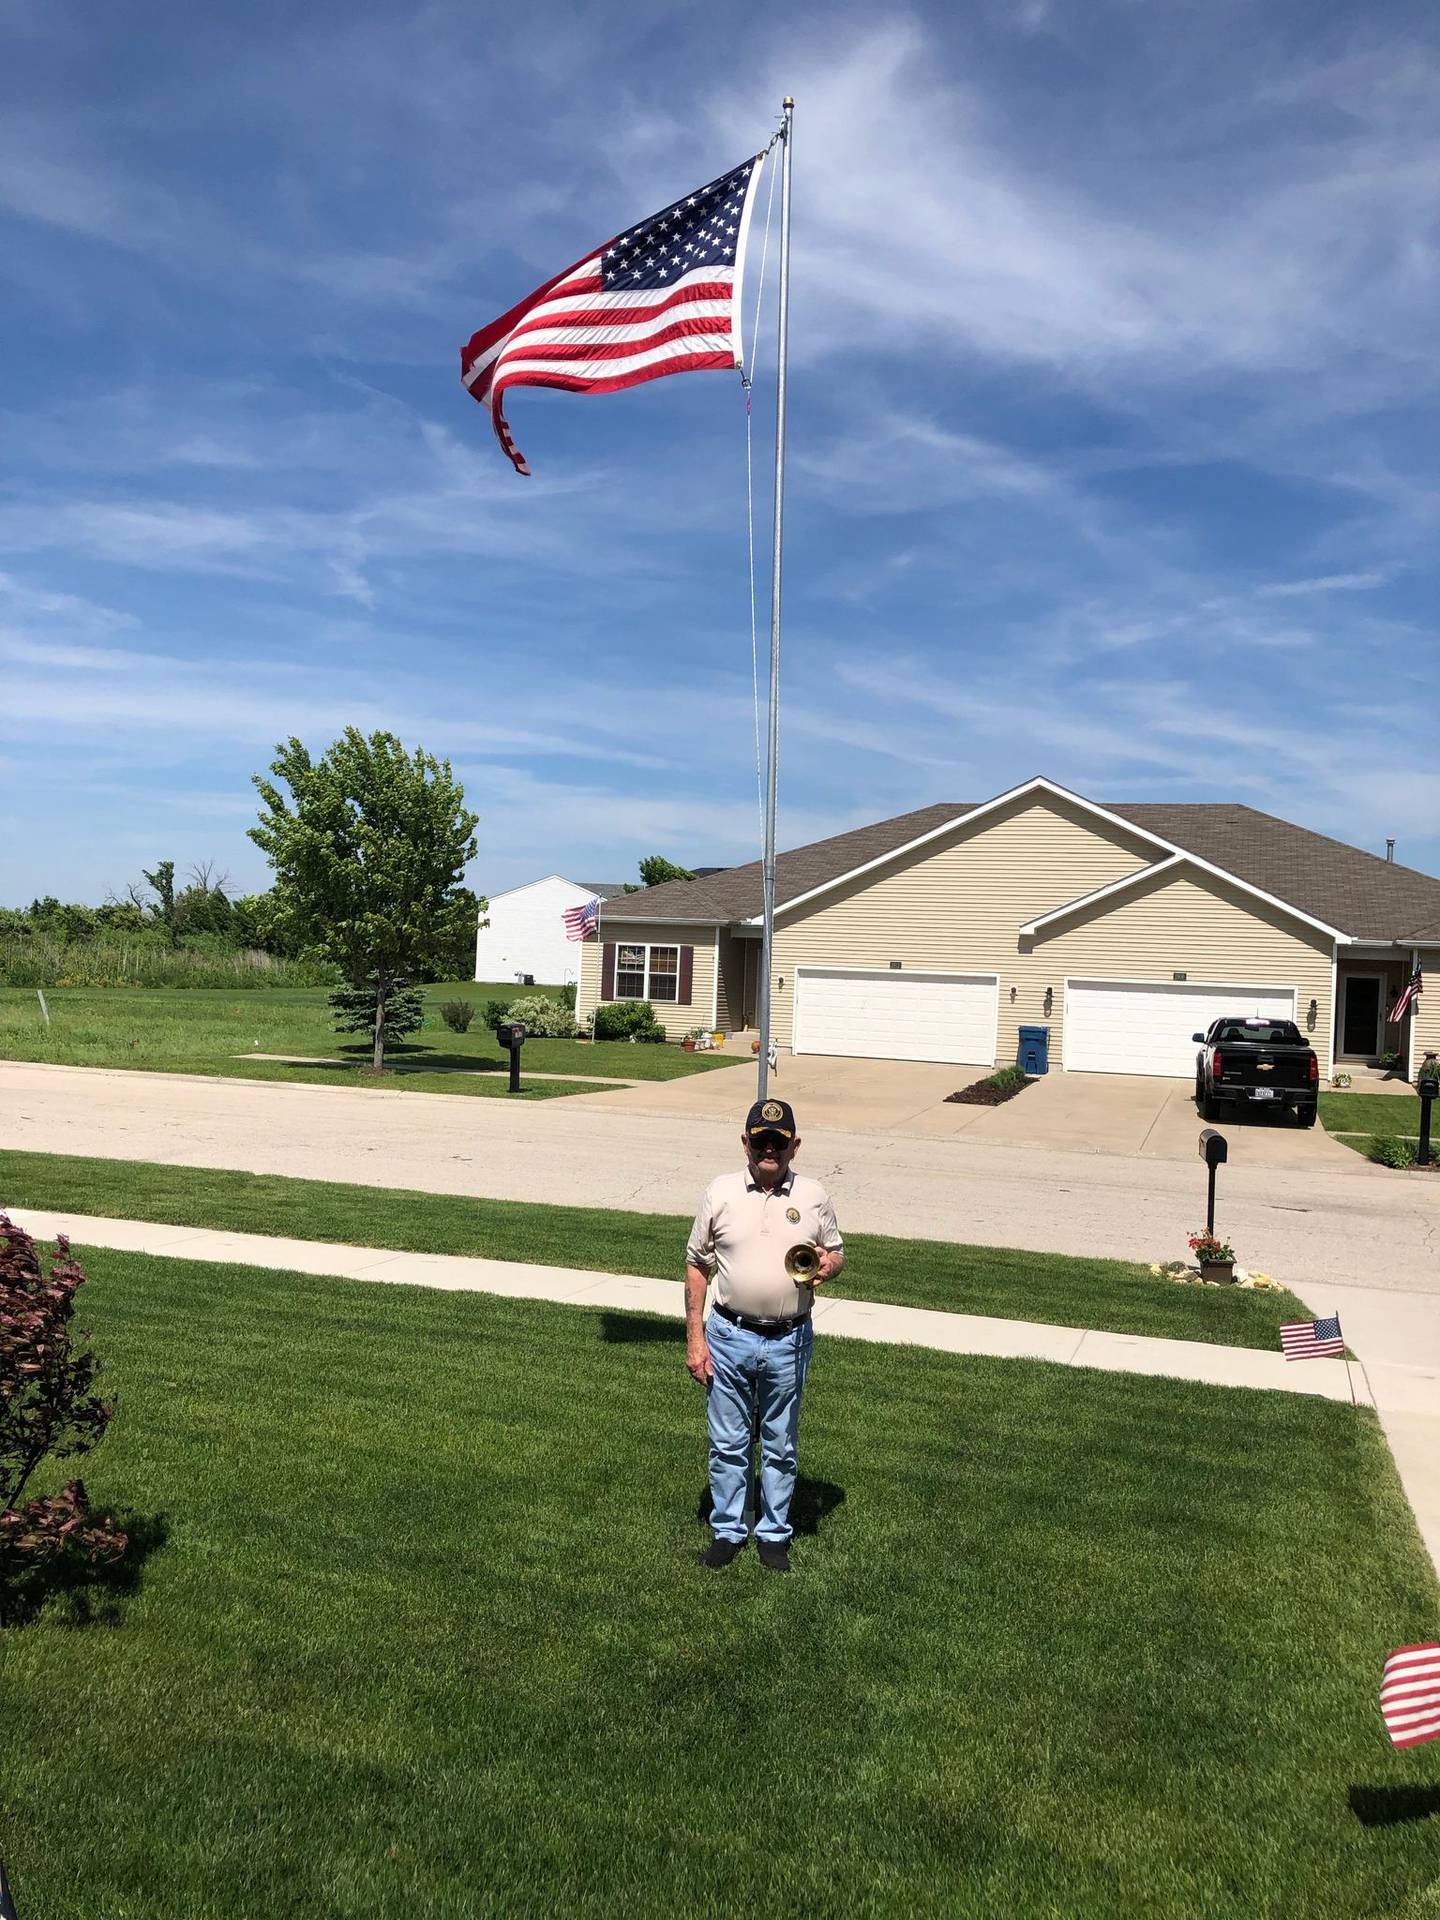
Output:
[{"xmin": 783, "ymin": 792, "xmax": 1155, "ymax": 940}]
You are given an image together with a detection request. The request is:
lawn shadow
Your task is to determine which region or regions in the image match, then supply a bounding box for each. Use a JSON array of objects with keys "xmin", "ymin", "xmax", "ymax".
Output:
[
  {"xmin": 695, "ymin": 1477, "xmax": 845, "ymax": 1537},
  {"xmin": 600, "ymin": 1312, "xmax": 684, "ymax": 1344},
  {"xmin": 0, "ymin": 1510, "xmax": 170, "ymax": 1630},
  {"xmin": 1348, "ymin": 1785, "xmax": 1440, "ymax": 1827}
]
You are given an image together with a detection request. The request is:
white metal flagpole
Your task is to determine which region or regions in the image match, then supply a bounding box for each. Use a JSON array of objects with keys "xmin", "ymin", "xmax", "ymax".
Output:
[{"xmin": 756, "ymin": 95, "xmax": 793, "ymax": 1101}]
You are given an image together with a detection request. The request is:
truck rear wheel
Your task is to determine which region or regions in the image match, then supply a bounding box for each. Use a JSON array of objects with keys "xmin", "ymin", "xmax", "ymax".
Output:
[{"xmin": 1201, "ymin": 1092, "xmax": 1221, "ymax": 1122}]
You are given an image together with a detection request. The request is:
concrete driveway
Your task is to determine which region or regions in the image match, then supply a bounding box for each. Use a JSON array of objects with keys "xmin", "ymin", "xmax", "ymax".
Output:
[{"xmin": 573, "ymin": 1056, "xmax": 1357, "ymax": 1170}]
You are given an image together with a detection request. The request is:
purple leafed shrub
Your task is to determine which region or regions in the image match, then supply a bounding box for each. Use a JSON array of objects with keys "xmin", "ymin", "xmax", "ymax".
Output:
[{"xmin": 0, "ymin": 1217, "xmax": 126, "ymax": 1605}]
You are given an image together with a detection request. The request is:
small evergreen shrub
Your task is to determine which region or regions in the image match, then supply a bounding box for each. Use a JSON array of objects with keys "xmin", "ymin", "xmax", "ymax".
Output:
[
  {"xmin": 593, "ymin": 1001, "xmax": 666, "ymax": 1043},
  {"xmin": 503, "ymin": 994, "xmax": 580, "ymax": 1038},
  {"xmin": 559, "ymin": 981, "xmax": 578, "ymax": 1011},
  {"xmin": 439, "ymin": 999, "xmax": 476, "ymax": 1033},
  {"xmin": 483, "ymin": 999, "xmax": 512, "ymax": 1032},
  {"xmin": 329, "ymin": 977, "xmax": 424, "ymax": 1048}
]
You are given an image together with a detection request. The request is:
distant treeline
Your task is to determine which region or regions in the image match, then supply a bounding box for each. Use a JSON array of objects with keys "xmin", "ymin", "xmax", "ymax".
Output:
[{"xmin": 2, "ymin": 860, "xmax": 475, "ymax": 990}]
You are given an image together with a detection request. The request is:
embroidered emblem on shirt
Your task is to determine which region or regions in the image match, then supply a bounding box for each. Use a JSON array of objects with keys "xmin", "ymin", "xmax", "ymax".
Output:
[
  {"xmin": 761, "ymin": 1100, "xmax": 785, "ymax": 1122},
  {"xmin": 786, "ymin": 1207, "xmax": 801, "ymax": 1223}
]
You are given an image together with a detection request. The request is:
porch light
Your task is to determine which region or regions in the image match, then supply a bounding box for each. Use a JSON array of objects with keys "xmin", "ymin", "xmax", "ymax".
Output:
[
  {"xmin": 1043, "ymin": 986, "xmax": 1054, "ymax": 1016},
  {"xmin": 1307, "ymin": 998, "xmax": 1317, "ymax": 1028}
]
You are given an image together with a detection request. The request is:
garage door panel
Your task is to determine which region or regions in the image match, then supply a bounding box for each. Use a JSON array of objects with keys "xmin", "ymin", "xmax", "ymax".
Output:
[
  {"xmin": 1064, "ymin": 980, "xmax": 1295, "ymax": 1077},
  {"xmin": 796, "ymin": 969, "xmax": 996, "ymax": 1065}
]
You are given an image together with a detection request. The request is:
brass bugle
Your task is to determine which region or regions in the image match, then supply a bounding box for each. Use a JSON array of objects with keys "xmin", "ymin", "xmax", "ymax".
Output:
[{"xmin": 784, "ymin": 1243, "xmax": 820, "ymax": 1281}]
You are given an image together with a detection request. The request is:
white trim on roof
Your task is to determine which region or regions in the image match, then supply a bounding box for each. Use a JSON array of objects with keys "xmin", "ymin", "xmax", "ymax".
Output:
[
  {"xmin": 1018, "ymin": 856, "xmax": 1184, "ymax": 934},
  {"xmin": 740, "ymin": 775, "xmax": 1354, "ymax": 943},
  {"xmin": 483, "ymin": 874, "xmax": 594, "ymax": 904}
]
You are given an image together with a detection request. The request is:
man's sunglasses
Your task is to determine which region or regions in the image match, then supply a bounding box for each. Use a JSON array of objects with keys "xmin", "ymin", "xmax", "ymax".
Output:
[{"xmin": 749, "ymin": 1131, "xmax": 792, "ymax": 1155}]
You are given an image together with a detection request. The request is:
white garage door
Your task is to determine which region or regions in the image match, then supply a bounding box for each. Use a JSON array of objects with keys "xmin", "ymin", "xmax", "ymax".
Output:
[
  {"xmin": 794, "ymin": 968, "xmax": 998, "ymax": 1065},
  {"xmin": 1063, "ymin": 979, "xmax": 1297, "ymax": 1078}
]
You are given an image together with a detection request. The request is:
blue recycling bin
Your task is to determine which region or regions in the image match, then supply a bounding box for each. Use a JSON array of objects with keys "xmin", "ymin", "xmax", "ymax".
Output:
[{"xmin": 1018, "ymin": 1024, "xmax": 1050, "ymax": 1076}]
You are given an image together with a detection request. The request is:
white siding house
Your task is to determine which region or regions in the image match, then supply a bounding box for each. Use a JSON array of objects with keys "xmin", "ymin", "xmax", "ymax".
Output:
[{"xmin": 474, "ymin": 876, "xmax": 608, "ymax": 986}]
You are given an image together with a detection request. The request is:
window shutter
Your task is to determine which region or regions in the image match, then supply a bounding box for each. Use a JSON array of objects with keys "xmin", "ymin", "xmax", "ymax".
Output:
[
  {"xmin": 601, "ymin": 943, "xmax": 615, "ymax": 999},
  {"xmin": 678, "ymin": 945, "xmax": 694, "ymax": 1005}
]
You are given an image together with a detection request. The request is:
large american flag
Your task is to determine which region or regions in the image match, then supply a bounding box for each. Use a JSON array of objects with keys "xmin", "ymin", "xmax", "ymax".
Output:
[
  {"xmin": 1389, "ymin": 964, "xmax": 1423, "ymax": 1025},
  {"xmin": 460, "ymin": 154, "xmax": 767, "ymax": 474},
  {"xmin": 1280, "ymin": 1316, "xmax": 1345, "ymax": 1360},
  {"xmin": 1381, "ymin": 1642, "xmax": 1440, "ymax": 1749},
  {"xmin": 563, "ymin": 898, "xmax": 600, "ymax": 942}
]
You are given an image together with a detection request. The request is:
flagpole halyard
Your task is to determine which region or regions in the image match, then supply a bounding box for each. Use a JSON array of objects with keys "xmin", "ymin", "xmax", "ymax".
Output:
[{"xmin": 757, "ymin": 95, "xmax": 793, "ymax": 1100}]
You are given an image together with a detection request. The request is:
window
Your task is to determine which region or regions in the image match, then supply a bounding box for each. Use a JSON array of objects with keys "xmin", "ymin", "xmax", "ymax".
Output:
[
  {"xmin": 613, "ymin": 942, "xmax": 683, "ymax": 1002},
  {"xmin": 648, "ymin": 945, "xmax": 679, "ymax": 1003},
  {"xmin": 616, "ymin": 944, "xmax": 647, "ymax": 1000}
]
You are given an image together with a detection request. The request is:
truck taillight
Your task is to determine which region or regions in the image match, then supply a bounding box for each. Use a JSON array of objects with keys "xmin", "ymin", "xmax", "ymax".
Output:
[
  {"xmin": 1308, "ymin": 1053, "xmax": 1318, "ymax": 1084},
  {"xmin": 1213, "ymin": 1049, "xmax": 1223, "ymax": 1079}
]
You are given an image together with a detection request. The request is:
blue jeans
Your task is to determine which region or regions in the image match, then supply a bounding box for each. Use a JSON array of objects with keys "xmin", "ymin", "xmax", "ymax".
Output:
[{"xmin": 705, "ymin": 1309, "xmax": 814, "ymax": 1544}]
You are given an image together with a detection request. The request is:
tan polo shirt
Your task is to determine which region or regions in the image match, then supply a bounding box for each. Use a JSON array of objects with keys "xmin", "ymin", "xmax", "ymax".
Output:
[{"xmin": 686, "ymin": 1168, "xmax": 843, "ymax": 1320}]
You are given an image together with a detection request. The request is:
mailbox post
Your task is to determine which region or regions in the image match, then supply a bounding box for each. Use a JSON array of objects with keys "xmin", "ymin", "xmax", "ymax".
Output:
[
  {"xmin": 1418, "ymin": 1071, "xmax": 1439, "ymax": 1169},
  {"xmin": 1198, "ymin": 1127, "xmax": 1228, "ymax": 1235},
  {"xmin": 496, "ymin": 1020, "xmax": 526, "ymax": 1094}
]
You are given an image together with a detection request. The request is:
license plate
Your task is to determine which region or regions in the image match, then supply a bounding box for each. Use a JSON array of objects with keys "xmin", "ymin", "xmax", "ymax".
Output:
[{"xmin": 1252, "ymin": 1088, "xmax": 1276, "ymax": 1100}]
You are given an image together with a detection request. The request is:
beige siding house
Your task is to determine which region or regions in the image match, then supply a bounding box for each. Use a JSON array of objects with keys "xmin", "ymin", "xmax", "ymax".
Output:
[{"xmin": 577, "ymin": 778, "xmax": 1440, "ymax": 1079}]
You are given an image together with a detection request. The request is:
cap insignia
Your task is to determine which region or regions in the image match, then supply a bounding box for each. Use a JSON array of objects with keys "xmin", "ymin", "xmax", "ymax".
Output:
[{"xmin": 761, "ymin": 1100, "xmax": 785, "ymax": 1122}]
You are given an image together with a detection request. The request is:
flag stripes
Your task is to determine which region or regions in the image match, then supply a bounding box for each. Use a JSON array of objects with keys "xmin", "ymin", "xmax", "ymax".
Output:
[
  {"xmin": 1279, "ymin": 1317, "xmax": 1345, "ymax": 1360},
  {"xmin": 1390, "ymin": 965, "xmax": 1423, "ymax": 1025},
  {"xmin": 461, "ymin": 155, "xmax": 765, "ymax": 474},
  {"xmin": 1381, "ymin": 1642, "xmax": 1440, "ymax": 1748}
]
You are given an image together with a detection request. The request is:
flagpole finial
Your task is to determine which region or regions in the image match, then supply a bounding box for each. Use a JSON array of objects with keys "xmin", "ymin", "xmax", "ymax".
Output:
[{"xmin": 783, "ymin": 95, "xmax": 794, "ymax": 109}]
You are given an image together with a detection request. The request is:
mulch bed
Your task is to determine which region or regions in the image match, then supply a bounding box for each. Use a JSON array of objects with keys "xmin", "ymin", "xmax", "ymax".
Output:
[{"xmin": 945, "ymin": 1076, "xmax": 1032, "ymax": 1107}]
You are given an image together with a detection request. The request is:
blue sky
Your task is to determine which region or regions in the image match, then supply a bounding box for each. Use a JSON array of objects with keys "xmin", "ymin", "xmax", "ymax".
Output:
[{"xmin": 3, "ymin": 0, "xmax": 1438, "ymax": 908}]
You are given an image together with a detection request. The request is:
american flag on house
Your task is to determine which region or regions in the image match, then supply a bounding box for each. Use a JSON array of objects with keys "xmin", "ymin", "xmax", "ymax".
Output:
[
  {"xmin": 460, "ymin": 153, "xmax": 768, "ymax": 474},
  {"xmin": 563, "ymin": 898, "xmax": 600, "ymax": 942},
  {"xmin": 1381, "ymin": 1642, "xmax": 1440, "ymax": 1749},
  {"xmin": 1390, "ymin": 964, "xmax": 1423, "ymax": 1025},
  {"xmin": 1279, "ymin": 1316, "xmax": 1345, "ymax": 1360}
]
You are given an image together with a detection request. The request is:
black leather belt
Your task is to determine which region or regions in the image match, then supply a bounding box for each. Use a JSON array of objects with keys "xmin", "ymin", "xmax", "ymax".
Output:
[{"xmin": 712, "ymin": 1302, "xmax": 811, "ymax": 1337}]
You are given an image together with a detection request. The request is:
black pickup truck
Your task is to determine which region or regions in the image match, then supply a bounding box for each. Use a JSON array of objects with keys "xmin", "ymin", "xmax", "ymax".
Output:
[{"xmin": 1193, "ymin": 1017, "xmax": 1319, "ymax": 1126}]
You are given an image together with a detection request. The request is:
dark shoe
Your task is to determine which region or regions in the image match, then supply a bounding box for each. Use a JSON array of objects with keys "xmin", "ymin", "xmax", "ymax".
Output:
[
  {"xmin": 699, "ymin": 1537, "xmax": 746, "ymax": 1570},
  {"xmin": 757, "ymin": 1540, "xmax": 791, "ymax": 1574}
]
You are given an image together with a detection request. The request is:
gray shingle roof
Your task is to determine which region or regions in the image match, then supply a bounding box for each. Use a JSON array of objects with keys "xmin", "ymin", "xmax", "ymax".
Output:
[{"xmin": 600, "ymin": 795, "xmax": 1440, "ymax": 943}]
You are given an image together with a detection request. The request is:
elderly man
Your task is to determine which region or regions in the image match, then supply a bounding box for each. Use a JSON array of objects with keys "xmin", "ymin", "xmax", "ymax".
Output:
[{"xmin": 685, "ymin": 1097, "xmax": 844, "ymax": 1573}]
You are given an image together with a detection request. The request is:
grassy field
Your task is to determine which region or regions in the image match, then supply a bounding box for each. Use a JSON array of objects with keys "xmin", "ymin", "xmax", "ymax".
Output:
[
  {"xmin": 3, "ymin": 1246, "xmax": 1437, "ymax": 1919},
  {"xmin": 0, "ymin": 981, "xmax": 746, "ymax": 1093},
  {"xmin": 1, "ymin": 1150, "xmax": 1316, "ymax": 1349}
]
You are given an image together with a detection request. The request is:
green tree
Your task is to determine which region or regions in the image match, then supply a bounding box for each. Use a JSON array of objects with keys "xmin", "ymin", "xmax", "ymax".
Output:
[
  {"xmin": 248, "ymin": 728, "xmax": 479, "ymax": 1070},
  {"xmin": 142, "ymin": 860, "xmax": 179, "ymax": 948},
  {"xmin": 622, "ymin": 855, "xmax": 696, "ymax": 894}
]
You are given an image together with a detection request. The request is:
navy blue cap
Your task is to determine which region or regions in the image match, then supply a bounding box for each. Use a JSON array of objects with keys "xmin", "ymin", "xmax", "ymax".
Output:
[{"xmin": 746, "ymin": 1097, "xmax": 796, "ymax": 1139}]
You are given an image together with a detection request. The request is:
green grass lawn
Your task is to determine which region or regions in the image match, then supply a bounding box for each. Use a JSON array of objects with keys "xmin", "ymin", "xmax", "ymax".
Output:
[
  {"xmin": 1, "ymin": 1150, "xmax": 1315, "ymax": 1350},
  {"xmin": 1320, "ymin": 1092, "xmax": 1428, "ymax": 1166},
  {"xmin": 1321, "ymin": 1092, "xmax": 1423, "ymax": 1137},
  {"xmin": 0, "ymin": 980, "xmax": 746, "ymax": 1093},
  {"xmin": 4, "ymin": 1246, "xmax": 1437, "ymax": 1919}
]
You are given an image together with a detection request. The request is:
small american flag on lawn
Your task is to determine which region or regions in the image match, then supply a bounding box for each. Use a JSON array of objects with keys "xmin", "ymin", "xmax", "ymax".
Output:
[
  {"xmin": 1280, "ymin": 1316, "xmax": 1345, "ymax": 1360},
  {"xmin": 1381, "ymin": 1642, "xmax": 1440, "ymax": 1749},
  {"xmin": 1390, "ymin": 964, "xmax": 1423, "ymax": 1025},
  {"xmin": 460, "ymin": 153, "xmax": 768, "ymax": 474},
  {"xmin": 563, "ymin": 898, "xmax": 600, "ymax": 942}
]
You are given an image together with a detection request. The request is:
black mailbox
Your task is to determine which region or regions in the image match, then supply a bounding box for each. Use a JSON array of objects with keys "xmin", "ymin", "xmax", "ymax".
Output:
[
  {"xmin": 497, "ymin": 1021, "xmax": 526, "ymax": 1050},
  {"xmin": 1199, "ymin": 1128, "xmax": 1227, "ymax": 1169},
  {"xmin": 1419, "ymin": 1076, "xmax": 1440, "ymax": 1102}
]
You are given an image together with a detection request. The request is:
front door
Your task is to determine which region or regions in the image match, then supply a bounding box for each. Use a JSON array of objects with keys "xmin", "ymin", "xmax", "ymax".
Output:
[{"xmin": 1340, "ymin": 975, "xmax": 1382, "ymax": 1058}]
